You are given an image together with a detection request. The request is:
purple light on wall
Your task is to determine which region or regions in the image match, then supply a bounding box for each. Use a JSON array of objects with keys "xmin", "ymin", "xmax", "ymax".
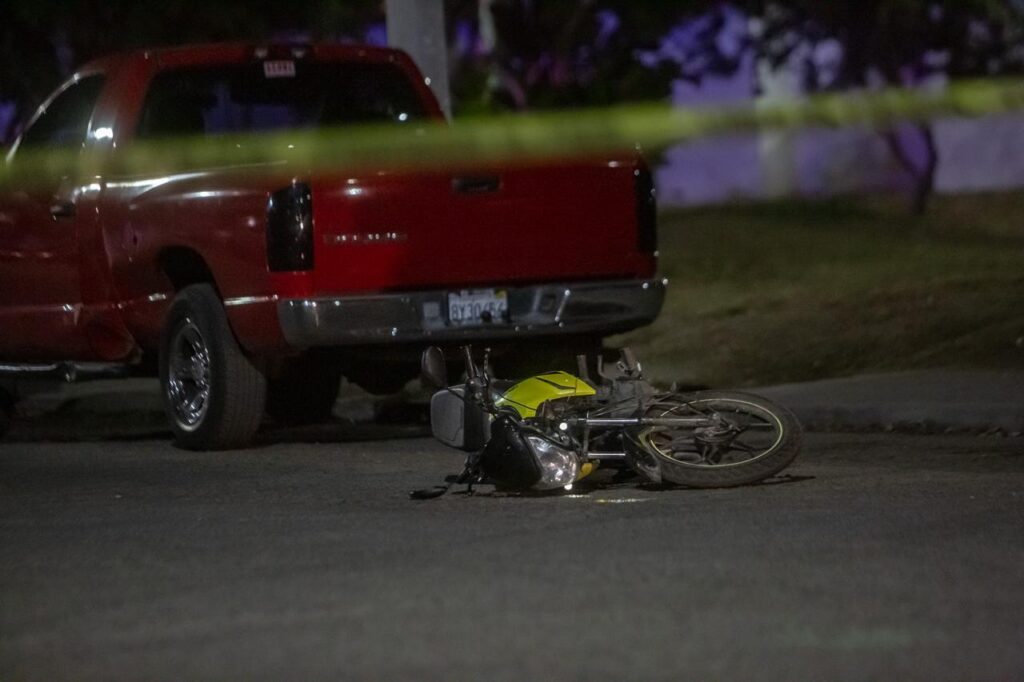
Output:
[{"xmin": 364, "ymin": 23, "xmax": 387, "ymax": 47}]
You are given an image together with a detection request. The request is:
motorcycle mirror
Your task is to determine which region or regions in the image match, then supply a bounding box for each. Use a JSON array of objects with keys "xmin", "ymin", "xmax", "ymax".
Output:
[{"xmin": 420, "ymin": 346, "xmax": 448, "ymax": 389}]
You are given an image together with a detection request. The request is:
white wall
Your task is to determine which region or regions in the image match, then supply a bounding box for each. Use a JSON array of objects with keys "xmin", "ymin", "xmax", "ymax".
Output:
[
  {"xmin": 934, "ymin": 114, "xmax": 1024, "ymax": 193},
  {"xmin": 656, "ymin": 108, "xmax": 1024, "ymax": 207}
]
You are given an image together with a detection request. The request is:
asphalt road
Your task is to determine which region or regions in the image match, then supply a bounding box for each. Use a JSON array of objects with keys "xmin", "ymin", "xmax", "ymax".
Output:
[{"xmin": 1, "ymin": 424, "xmax": 1022, "ymax": 681}]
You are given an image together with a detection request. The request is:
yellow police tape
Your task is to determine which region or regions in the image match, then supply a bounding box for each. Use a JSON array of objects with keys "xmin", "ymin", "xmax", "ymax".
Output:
[{"xmin": 4, "ymin": 77, "xmax": 1024, "ymax": 186}]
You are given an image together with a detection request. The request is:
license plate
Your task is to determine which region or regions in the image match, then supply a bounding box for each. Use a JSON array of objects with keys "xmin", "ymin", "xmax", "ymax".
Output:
[
  {"xmin": 263, "ymin": 60, "xmax": 296, "ymax": 78},
  {"xmin": 448, "ymin": 289, "xmax": 508, "ymax": 326}
]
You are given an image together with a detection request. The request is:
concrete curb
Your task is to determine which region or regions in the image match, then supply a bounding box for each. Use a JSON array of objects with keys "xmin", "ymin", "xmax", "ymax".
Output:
[{"xmin": 757, "ymin": 370, "xmax": 1024, "ymax": 435}]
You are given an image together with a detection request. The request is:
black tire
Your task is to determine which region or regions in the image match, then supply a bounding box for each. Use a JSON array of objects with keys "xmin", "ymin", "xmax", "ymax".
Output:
[
  {"xmin": 624, "ymin": 391, "xmax": 802, "ymax": 488},
  {"xmin": 266, "ymin": 354, "xmax": 342, "ymax": 424},
  {"xmin": 159, "ymin": 284, "xmax": 267, "ymax": 450}
]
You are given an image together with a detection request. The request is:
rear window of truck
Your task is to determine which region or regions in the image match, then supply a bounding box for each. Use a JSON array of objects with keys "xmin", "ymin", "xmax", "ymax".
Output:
[{"xmin": 136, "ymin": 61, "xmax": 426, "ymax": 138}]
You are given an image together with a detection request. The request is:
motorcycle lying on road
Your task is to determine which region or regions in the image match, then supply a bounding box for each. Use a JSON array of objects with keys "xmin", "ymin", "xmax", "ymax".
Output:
[{"xmin": 412, "ymin": 346, "xmax": 802, "ymax": 498}]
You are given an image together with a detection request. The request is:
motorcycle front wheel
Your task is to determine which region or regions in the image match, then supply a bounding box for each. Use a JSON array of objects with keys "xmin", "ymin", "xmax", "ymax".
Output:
[{"xmin": 624, "ymin": 391, "xmax": 802, "ymax": 488}]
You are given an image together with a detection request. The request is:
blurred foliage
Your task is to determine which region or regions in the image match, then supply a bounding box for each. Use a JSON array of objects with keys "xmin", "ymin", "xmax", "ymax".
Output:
[
  {"xmin": 447, "ymin": 0, "xmax": 1024, "ymax": 113},
  {"xmin": 2, "ymin": 0, "xmax": 1022, "ymax": 141},
  {"xmin": 446, "ymin": 0, "xmax": 701, "ymax": 113},
  {"xmin": 744, "ymin": 0, "xmax": 1024, "ymax": 213},
  {"xmin": 739, "ymin": 0, "xmax": 1024, "ymax": 87},
  {"xmin": 442, "ymin": 1, "xmax": 1022, "ymax": 213}
]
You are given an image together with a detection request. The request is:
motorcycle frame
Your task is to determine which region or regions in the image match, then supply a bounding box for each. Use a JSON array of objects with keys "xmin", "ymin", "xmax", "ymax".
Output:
[
  {"xmin": 551, "ymin": 415, "xmax": 716, "ymax": 464},
  {"xmin": 568, "ymin": 417, "xmax": 710, "ymax": 427}
]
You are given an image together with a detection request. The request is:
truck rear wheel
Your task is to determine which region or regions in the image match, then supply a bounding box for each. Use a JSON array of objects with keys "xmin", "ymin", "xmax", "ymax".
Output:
[{"xmin": 159, "ymin": 284, "xmax": 266, "ymax": 449}]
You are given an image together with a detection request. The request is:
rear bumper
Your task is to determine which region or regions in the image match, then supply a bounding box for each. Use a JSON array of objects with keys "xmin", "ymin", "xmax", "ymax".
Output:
[{"xmin": 277, "ymin": 278, "xmax": 666, "ymax": 347}]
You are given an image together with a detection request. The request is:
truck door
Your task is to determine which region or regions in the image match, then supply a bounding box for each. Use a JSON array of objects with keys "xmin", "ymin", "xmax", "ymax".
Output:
[{"xmin": 0, "ymin": 75, "xmax": 106, "ymax": 360}]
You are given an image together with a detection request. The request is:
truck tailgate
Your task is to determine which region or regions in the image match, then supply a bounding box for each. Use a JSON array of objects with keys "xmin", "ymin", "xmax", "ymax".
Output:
[{"xmin": 310, "ymin": 159, "xmax": 653, "ymax": 294}]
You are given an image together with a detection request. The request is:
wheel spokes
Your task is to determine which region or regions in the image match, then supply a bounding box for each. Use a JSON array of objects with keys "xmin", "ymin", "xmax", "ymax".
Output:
[
  {"xmin": 729, "ymin": 440, "xmax": 759, "ymax": 454},
  {"xmin": 643, "ymin": 402, "xmax": 781, "ymax": 467},
  {"xmin": 167, "ymin": 320, "xmax": 212, "ymax": 429}
]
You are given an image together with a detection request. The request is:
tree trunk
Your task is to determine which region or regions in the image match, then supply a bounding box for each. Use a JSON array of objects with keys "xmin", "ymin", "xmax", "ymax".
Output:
[{"xmin": 884, "ymin": 123, "xmax": 939, "ymax": 215}]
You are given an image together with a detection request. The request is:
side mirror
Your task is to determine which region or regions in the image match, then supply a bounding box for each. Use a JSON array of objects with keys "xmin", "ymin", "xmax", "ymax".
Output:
[{"xmin": 420, "ymin": 346, "xmax": 447, "ymax": 389}]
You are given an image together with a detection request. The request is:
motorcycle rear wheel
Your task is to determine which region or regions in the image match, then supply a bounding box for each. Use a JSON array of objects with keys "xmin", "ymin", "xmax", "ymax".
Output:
[{"xmin": 624, "ymin": 391, "xmax": 802, "ymax": 488}]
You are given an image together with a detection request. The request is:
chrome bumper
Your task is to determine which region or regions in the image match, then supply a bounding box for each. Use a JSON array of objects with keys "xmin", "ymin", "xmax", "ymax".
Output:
[{"xmin": 277, "ymin": 278, "xmax": 666, "ymax": 347}]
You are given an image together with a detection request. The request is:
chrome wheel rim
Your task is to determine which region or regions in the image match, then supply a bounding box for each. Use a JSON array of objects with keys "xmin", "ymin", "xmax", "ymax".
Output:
[{"xmin": 167, "ymin": 318, "xmax": 211, "ymax": 431}]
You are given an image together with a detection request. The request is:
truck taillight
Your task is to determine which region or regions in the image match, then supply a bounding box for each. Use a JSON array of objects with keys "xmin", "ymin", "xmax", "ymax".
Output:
[
  {"xmin": 635, "ymin": 165, "xmax": 657, "ymax": 253},
  {"xmin": 267, "ymin": 182, "xmax": 313, "ymax": 272}
]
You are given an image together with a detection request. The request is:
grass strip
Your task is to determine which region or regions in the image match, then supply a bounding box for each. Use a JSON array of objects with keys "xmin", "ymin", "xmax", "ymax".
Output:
[{"xmin": 617, "ymin": 192, "xmax": 1024, "ymax": 387}]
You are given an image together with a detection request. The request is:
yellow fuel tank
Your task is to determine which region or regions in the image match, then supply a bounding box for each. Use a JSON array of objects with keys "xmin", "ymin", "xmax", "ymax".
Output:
[{"xmin": 495, "ymin": 371, "xmax": 596, "ymax": 419}]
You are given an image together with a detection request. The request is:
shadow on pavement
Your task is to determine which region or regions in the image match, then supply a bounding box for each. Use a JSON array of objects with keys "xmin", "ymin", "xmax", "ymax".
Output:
[
  {"xmin": 1, "ymin": 377, "xmax": 433, "ymax": 446},
  {"xmin": 635, "ymin": 472, "xmax": 817, "ymax": 492},
  {"xmin": 4, "ymin": 413, "xmax": 429, "ymax": 445}
]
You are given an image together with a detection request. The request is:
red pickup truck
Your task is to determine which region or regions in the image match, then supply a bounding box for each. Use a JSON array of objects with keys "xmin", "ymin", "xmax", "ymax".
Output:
[{"xmin": 0, "ymin": 43, "xmax": 664, "ymax": 448}]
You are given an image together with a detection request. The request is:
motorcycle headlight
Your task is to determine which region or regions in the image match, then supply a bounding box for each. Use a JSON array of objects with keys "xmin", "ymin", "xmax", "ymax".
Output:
[{"xmin": 524, "ymin": 435, "xmax": 580, "ymax": 490}]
